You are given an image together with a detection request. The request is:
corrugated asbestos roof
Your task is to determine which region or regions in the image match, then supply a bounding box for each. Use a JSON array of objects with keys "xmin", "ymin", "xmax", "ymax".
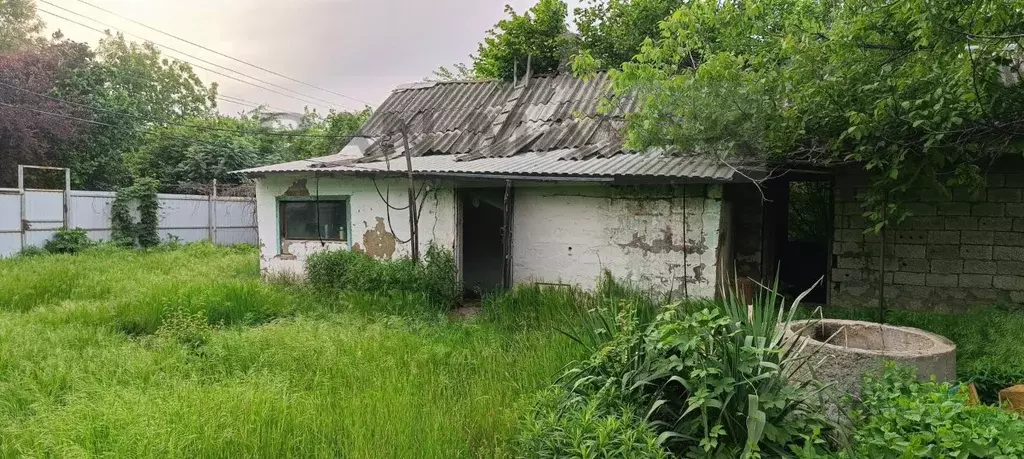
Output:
[
  {"xmin": 239, "ymin": 151, "xmax": 737, "ymax": 181},
  {"xmin": 239, "ymin": 72, "xmax": 744, "ymax": 181}
]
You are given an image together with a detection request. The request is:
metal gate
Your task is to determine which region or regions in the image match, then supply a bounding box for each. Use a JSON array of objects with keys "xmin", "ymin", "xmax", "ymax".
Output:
[{"xmin": 13, "ymin": 166, "xmax": 70, "ymax": 251}]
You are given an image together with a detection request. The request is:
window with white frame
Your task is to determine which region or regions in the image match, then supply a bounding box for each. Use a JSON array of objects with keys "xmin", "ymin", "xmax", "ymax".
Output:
[{"xmin": 279, "ymin": 199, "xmax": 348, "ymax": 242}]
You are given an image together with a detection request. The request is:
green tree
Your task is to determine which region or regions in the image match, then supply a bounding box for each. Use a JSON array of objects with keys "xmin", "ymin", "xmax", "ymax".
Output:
[
  {"xmin": 613, "ymin": 0, "xmax": 1024, "ymax": 226},
  {"xmin": 128, "ymin": 116, "xmax": 262, "ymax": 186},
  {"xmin": 0, "ymin": 0, "xmax": 44, "ymax": 52},
  {"xmin": 573, "ymin": 0, "xmax": 687, "ymax": 71},
  {"xmin": 276, "ymin": 109, "xmax": 372, "ymax": 162},
  {"xmin": 472, "ymin": 0, "xmax": 574, "ymax": 80},
  {"xmin": 56, "ymin": 33, "xmax": 217, "ymax": 190}
]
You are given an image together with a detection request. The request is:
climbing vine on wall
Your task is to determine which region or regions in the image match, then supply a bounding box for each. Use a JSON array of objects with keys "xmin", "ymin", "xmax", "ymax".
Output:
[{"xmin": 111, "ymin": 177, "xmax": 161, "ymax": 248}]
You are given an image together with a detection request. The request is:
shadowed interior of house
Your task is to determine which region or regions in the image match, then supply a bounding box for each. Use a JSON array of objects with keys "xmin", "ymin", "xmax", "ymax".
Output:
[{"xmin": 460, "ymin": 188, "xmax": 507, "ymax": 298}]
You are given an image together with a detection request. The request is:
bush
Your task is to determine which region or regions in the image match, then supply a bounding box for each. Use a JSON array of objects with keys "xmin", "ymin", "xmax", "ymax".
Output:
[
  {"xmin": 522, "ymin": 283, "xmax": 839, "ymax": 458},
  {"xmin": 154, "ymin": 306, "xmax": 214, "ymax": 350},
  {"xmin": 305, "ymin": 245, "xmax": 460, "ymax": 309},
  {"xmin": 44, "ymin": 228, "xmax": 92, "ymax": 254},
  {"xmin": 517, "ymin": 387, "xmax": 668, "ymax": 459},
  {"xmin": 847, "ymin": 364, "xmax": 1024, "ymax": 458},
  {"xmin": 17, "ymin": 246, "xmax": 47, "ymax": 258}
]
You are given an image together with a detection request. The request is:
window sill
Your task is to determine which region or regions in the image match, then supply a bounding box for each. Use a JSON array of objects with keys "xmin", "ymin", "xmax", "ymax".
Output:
[{"xmin": 279, "ymin": 239, "xmax": 349, "ymax": 258}]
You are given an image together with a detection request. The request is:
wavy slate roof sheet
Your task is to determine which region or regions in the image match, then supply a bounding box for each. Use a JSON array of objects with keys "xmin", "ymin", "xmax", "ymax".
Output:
[
  {"xmin": 239, "ymin": 151, "xmax": 737, "ymax": 181},
  {"xmin": 240, "ymin": 73, "xmax": 743, "ymax": 181}
]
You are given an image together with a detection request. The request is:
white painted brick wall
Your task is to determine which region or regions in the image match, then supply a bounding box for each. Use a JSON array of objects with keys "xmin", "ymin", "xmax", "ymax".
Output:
[
  {"xmin": 255, "ymin": 174, "xmax": 457, "ymax": 277},
  {"xmin": 512, "ymin": 185, "xmax": 723, "ymax": 298},
  {"xmin": 255, "ymin": 176, "xmax": 723, "ymax": 297}
]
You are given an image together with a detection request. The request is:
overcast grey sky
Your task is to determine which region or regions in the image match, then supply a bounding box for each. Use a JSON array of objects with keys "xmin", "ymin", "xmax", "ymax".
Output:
[{"xmin": 42, "ymin": 0, "xmax": 582, "ymax": 115}]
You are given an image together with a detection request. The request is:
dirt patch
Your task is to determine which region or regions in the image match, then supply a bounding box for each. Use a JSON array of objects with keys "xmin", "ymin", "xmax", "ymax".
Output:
[{"xmin": 447, "ymin": 306, "xmax": 483, "ymax": 321}]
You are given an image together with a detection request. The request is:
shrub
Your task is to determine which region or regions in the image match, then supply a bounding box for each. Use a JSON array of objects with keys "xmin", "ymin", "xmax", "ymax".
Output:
[
  {"xmin": 847, "ymin": 364, "xmax": 1024, "ymax": 458},
  {"xmin": 305, "ymin": 245, "xmax": 460, "ymax": 309},
  {"xmin": 154, "ymin": 306, "xmax": 214, "ymax": 350},
  {"xmin": 517, "ymin": 387, "xmax": 668, "ymax": 459},
  {"xmin": 44, "ymin": 228, "xmax": 92, "ymax": 254},
  {"xmin": 525, "ymin": 282, "xmax": 839, "ymax": 458},
  {"xmin": 17, "ymin": 246, "xmax": 47, "ymax": 258}
]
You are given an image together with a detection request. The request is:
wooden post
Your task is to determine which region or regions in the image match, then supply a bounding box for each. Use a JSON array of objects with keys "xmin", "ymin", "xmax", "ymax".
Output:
[
  {"xmin": 501, "ymin": 180, "xmax": 514, "ymax": 289},
  {"xmin": 401, "ymin": 126, "xmax": 419, "ymax": 262}
]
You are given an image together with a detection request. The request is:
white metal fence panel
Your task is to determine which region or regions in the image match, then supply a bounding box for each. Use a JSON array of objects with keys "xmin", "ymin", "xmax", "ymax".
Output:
[
  {"xmin": 214, "ymin": 199, "xmax": 257, "ymax": 246},
  {"xmin": 158, "ymin": 194, "xmax": 215, "ymax": 243},
  {"xmin": 0, "ymin": 191, "xmax": 20, "ymax": 257},
  {"xmin": 70, "ymin": 191, "xmax": 116, "ymax": 242},
  {"xmin": 24, "ymin": 191, "xmax": 67, "ymax": 248},
  {"xmin": 0, "ymin": 189, "xmax": 257, "ymax": 258}
]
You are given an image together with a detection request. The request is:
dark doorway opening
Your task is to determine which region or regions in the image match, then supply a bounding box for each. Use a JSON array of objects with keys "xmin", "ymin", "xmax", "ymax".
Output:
[
  {"xmin": 460, "ymin": 188, "xmax": 508, "ymax": 299},
  {"xmin": 777, "ymin": 180, "xmax": 832, "ymax": 304}
]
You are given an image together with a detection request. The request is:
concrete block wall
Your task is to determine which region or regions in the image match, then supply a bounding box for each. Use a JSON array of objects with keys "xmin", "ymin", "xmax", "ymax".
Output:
[{"xmin": 832, "ymin": 168, "xmax": 1024, "ymax": 311}]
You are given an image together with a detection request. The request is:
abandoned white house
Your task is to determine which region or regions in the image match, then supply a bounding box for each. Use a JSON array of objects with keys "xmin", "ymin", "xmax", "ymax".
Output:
[
  {"xmin": 238, "ymin": 73, "xmax": 795, "ymax": 299},
  {"xmin": 237, "ymin": 72, "xmax": 1024, "ymax": 309}
]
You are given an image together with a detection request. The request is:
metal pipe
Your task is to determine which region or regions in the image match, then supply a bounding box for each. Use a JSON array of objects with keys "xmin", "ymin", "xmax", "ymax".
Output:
[
  {"xmin": 63, "ymin": 168, "xmax": 71, "ymax": 230},
  {"xmin": 212, "ymin": 179, "xmax": 219, "ymax": 243},
  {"xmin": 18, "ymin": 165, "xmax": 25, "ymax": 252},
  {"xmin": 208, "ymin": 182, "xmax": 215, "ymax": 242}
]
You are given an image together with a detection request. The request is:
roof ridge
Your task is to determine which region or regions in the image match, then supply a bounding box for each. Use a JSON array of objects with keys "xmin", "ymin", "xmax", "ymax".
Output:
[{"xmin": 394, "ymin": 71, "xmax": 611, "ymax": 92}]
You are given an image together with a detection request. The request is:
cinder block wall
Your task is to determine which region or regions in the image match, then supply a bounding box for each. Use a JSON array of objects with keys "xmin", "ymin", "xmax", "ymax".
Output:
[{"xmin": 832, "ymin": 166, "xmax": 1024, "ymax": 311}]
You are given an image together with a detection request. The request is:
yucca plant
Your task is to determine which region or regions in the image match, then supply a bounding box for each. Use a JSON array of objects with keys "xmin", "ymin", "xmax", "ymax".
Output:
[{"xmin": 542, "ymin": 275, "xmax": 842, "ymax": 458}]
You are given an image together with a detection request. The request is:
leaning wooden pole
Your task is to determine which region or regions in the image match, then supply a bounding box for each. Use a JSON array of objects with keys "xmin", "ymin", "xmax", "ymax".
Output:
[{"xmin": 401, "ymin": 125, "xmax": 420, "ymax": 262}]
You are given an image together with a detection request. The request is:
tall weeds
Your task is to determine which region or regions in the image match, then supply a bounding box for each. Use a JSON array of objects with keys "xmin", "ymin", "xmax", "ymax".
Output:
[{"xmin": 0, "ymin": 244, "xmax": 584, "ymax": 458}]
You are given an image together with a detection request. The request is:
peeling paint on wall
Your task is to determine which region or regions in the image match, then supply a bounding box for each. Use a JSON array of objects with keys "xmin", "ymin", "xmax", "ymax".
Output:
[
  {"xmin": 513, "ymin": 184, "xmax": 723, "ymax": 298},
  {"xmin": 283, "ymin": 179, "xmax": 311, "ymax": 197},
  {"xmin": 362, "ymin": 217, "xmax": 398, "ymax": 259},
  {"xmin": 617, "ymin": 227, "xmax": 708, "ymax": 255},
  {"xmin": 254, "ymin": 175, "xmax": 458, "ymax": 278}
]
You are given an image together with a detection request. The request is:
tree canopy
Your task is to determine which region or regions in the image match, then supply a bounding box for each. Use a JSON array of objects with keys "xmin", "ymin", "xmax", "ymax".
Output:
[
  {"xmin": 612, "ymin": 0, "xmax": 1024, "ymax": 225},
  {"xmin": 442, "ymin": 0, "xmax": 686, "ymax": 81},
  {"xmin": 0, "ymin": 5, "xmax": 369, "ymax": 191},
  {"xmin": 574, "ymin": 0, "xmax": 687, "ymax": 71},
  {"xmin": 471, "ymin": 0, "xmax": 572, "ymax": 80},
  {"xmin": 55, "ymin": 33, "xmax": 218, "ymax": 189}
]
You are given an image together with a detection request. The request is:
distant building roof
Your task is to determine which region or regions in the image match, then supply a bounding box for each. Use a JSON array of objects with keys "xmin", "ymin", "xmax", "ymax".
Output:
[{"xmin": 240, "ymin": 73, "xmax": 753, "ymax": 182}]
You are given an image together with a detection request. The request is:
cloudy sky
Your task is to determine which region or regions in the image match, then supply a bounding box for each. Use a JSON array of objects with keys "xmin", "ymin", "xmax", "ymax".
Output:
[{"xmin": 41, "ymin": 0, "xmax": 583, "ymax": 115}]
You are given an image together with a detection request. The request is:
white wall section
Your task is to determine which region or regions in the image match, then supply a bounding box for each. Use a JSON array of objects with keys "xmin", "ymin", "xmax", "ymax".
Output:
[
  {"xmin": 511, "ymin": 185, "xmax": 723, "ymax": 298},
  {"xmin": 254, "ymin": 174, "xmax": 457, "ymax": 277}
]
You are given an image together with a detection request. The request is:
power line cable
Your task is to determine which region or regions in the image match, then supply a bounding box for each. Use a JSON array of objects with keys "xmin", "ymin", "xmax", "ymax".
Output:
[
  {"xmin": 217, "ymin": 94, "xmax": 289, "ymax": 113},
  {"xmin": 73, "ymin": 0, "xmax": 373, "ymax": 107},
  {"xmin": 37, "ymin": 5, "xmax": 353, "ymax": 111},
  {"xmin": 0, "ymin": 80, "xmax": 368, "ymax": 140},
  {"xmin": 0, "ymin": 100, "xmax": 113, "ymax": 126}
]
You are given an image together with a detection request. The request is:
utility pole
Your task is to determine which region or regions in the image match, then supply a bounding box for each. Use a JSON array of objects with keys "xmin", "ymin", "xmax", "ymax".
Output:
[{"xmin": 400, "ymin": 123, "xmax": 420, "ymax": 262}]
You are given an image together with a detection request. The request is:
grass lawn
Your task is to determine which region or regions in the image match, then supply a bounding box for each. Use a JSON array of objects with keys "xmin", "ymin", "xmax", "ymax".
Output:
[{"xmin": 0, "ymin": 245, "xmax": 584, "ymax": 458}]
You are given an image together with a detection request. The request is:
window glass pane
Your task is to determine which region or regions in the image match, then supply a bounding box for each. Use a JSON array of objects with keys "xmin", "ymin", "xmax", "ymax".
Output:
[{"xmin": 281, "ymin": 201, "xmax": 347, "ymax": 240}]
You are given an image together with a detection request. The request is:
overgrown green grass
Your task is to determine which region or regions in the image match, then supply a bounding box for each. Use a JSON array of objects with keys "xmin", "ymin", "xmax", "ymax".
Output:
[{"xmin": 0, "ymin": 244, "xmax": 584, "ymax": 458}]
